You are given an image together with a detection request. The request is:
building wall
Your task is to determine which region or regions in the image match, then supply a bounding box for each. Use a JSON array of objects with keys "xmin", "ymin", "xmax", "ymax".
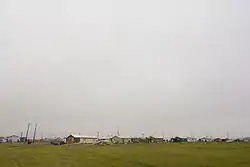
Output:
[
  {"xmin": 123, "ymin": 138, "xmax": 132, "ymax": 144},
  {"xmin": 82, "ymin": 138, "xmax": 97, "ymax": 144},
  {"xmin": 7, "ymin": 136, "xmax": 19, "ymax": 142},
  {"xmin": 74, "ymin": 138, "xmax": 81, "ymax": 143}
]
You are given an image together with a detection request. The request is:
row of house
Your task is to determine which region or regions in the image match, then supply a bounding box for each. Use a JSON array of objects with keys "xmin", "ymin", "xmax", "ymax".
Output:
[
  {"xmin": 65, "ymin": 135, "xmax": 165, "ymax": 144},
  {"xmin": 168, "ymin": 136, "xmax": 250, "ymax": 143},
  {"xmin": 0, "ymin": 135, "xmax": 30, "ymax": 143},
  {"xmin": 1, "ymin": 134, "xmax": 250, "ymax": 144},
  {"xmin": 0, "ymin": 135, "xmax": 24, "ymax": 143},
  {"xmin": 65, "ymin": 134, "xmax": 250, "ymax": 145}
]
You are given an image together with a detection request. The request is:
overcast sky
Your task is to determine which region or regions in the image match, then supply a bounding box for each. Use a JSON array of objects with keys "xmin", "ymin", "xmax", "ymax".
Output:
[{"xmin": 1, "ymin": 0, "xmax": 250, "ymax": 138}]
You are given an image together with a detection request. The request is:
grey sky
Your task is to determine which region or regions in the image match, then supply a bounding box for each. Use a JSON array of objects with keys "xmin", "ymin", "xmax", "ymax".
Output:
[{"xmin": 1, "ymin": 0, "xmax": 250, "ymax": 138}]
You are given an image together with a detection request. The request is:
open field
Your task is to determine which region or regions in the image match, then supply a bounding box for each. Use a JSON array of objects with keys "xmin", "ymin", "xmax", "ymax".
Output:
[{"xmin": 0, "ymin": 143, "xmax": 250, "ymax": 167}]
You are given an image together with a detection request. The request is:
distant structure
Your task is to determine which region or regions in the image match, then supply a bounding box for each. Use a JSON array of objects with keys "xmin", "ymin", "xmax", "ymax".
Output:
[
  {"xmin": 147, "ymin": 136, "xmax": 164, "ymax": 143},
  {"xmin": 110, "ymin": 136, "xmax": 132, "ymax": 144},
  {"xmin": 66, "ymin": 134, "xmax": 97, "ymax": 144},
  {"xmin": 6, "ymin": 135, "xmax": 20, "ymax": 142}
]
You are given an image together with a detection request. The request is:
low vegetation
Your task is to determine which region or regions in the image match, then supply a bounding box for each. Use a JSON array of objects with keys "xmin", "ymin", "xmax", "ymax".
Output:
[{"xmin": 0, "ymin": 143, "xmax": 250, "ymax": 167}]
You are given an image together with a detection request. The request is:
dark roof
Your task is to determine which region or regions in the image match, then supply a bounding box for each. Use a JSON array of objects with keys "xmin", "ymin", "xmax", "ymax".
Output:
[
  {"xmin": 111, "ymin": 136, "xmax": 131, "ymax": 139},
  {"xmin": 67, "ymin": 134, "xmax": 97, "ymax": 139}
]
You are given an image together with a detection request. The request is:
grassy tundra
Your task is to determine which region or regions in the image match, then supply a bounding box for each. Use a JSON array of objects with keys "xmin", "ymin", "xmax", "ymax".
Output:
[{"xmin": 0, "ymin": 143, "xmax": 250, "ymax": 167}]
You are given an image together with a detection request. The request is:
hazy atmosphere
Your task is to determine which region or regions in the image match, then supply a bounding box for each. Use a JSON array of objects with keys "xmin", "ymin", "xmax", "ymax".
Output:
[{"xmin": 1, "ymin": 0, "xmax": 250, "ymax": 138}]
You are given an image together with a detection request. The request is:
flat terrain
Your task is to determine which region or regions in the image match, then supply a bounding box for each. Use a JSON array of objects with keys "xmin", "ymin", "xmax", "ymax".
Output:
[{"xmin": 0, "ymin": 143, "xmax": 250, "ymax": 167}]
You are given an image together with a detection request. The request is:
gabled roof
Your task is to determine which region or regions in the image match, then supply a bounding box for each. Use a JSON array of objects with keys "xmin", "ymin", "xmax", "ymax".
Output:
[{"xmin": 68, "ymin": 134, "xmax": 97, "ymax": 139}]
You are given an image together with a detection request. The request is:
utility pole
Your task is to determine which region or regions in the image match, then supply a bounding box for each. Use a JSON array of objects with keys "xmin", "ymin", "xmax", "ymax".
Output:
[
  {"xmin": 41, "ymin": 132, "xmax": 43, "ymax": 140},
  {"xmin": 226, "ymin": 131, "xmax": 230, "ymax": 139},
  {"xmin": 117, "ymin": 127, "xmax": 120, "ymax": 136},
  {"xmin": 25, "ymin": 123, "xmax": 31, "ymax": 144},
  {"xmin": 33, "ymin": 124, "xmax": 37, "ymax": 143},
  {"xmin": 97, "ymin": 132, "xmax": 100, "ymax": 139},
  {"xmin": 20, "ymin": 132, "xmax": 23, "ymax": 143}
]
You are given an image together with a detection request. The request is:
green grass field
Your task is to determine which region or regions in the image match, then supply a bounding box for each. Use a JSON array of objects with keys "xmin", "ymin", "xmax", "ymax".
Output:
[{"xmin": 0, "ymin": 143, "xmax": 250, "ymax": 167}]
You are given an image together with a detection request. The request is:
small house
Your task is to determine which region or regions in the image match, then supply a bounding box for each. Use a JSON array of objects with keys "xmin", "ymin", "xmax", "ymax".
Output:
[
  {"xmin": 243, "ymin": 137, "xmax": 250, "ymax": 142},
  {"xmin": 147, "ymin": 136, "xmax": 164, "ymax": 143},
  {"xmin": 66, "ymin": 135, "xmax": 97, "ymax": 144},
  {"xmin": 170, "ymin": 137, "xmax": 187, "ymax": 143}
]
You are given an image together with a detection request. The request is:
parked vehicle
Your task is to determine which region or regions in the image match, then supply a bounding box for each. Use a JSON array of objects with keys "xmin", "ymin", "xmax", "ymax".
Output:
[
  {"xmin": 0, "ymin": 137, "xmax": 7, "ymax": 143},
  {"xmin": 95, "ymin": 140, "xmax": 110, "ymax": 146},
  {"xmin": 51, "ymin": 138, "xmax": 66, "ymax": 145}
]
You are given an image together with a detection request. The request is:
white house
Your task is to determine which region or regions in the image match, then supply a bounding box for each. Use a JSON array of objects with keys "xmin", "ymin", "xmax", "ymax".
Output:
[
  {"xmin": 6, "ymin": 135, "xmax": 20, "ymax": 142},
  {"xmin": 243, "ymin": 137, "xmax": 250, "ymax": 142}
]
